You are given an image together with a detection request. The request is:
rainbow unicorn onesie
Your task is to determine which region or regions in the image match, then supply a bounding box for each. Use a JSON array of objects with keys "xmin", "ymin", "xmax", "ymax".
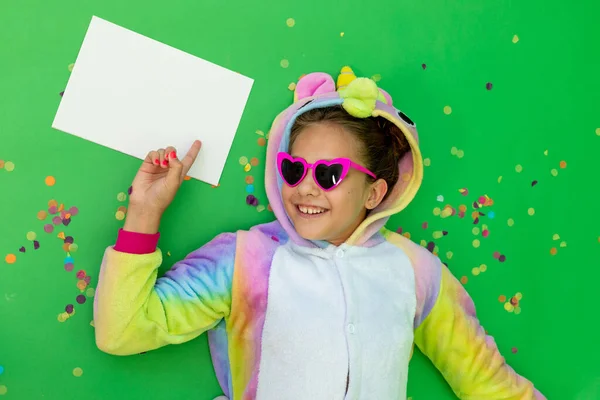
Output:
[{"xmin": 94, "ymin": 67, "xmax": 546, "ymax": 400}]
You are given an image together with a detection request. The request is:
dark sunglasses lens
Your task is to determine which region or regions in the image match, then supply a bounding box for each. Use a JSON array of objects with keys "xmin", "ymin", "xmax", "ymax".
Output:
[
  {"xmin": 281, "ymin": 159, "xmax": 305, "ymax": 186},
  {"xmin": 315, "ymin": 163, "xmax": 344, "ymax": 189}
]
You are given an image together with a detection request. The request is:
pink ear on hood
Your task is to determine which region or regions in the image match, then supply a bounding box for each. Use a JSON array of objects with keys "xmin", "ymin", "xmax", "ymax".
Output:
[
  {"xmin": 294, "ymin": 72, "xmax": 336, "ymax": 102},
  {"xmin": 378, "ymin": 88, "xmax": 393, "ymax": 106}
]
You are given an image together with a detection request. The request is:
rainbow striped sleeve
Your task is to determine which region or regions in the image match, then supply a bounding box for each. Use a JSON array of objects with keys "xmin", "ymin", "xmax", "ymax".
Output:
[
  {"xmin": 414, "ymin": 263, "xmax": 546, "ymax": 399},
  {"xmin": 94, "ymin": 232, "xmax": 236, "ymax": 355}
]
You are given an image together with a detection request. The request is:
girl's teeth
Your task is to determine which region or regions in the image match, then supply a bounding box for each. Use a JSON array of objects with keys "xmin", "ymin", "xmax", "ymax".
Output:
[{"xmin": 299, "ymin": 206, "xmax": 324, "ymax": 214}]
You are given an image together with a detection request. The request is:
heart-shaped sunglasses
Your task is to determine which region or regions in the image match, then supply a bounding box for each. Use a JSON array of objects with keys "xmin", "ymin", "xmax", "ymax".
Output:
[{"xmin": 277, "ymin": 152, "xmax": 377, "ymax": 191}]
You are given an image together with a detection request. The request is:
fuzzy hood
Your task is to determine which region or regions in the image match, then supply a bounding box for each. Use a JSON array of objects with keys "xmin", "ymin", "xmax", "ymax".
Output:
[{"xmin": 264, "ymin": 66, "xmax": 424, "ymax": 247}]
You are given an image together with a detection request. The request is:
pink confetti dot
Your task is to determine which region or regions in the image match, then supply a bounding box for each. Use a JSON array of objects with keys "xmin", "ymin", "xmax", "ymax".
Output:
[
  {"xmin": 422, "ymin": 222, "xmax": 428, "ymax": 229},
  {"xmin": 44, "ymin": 224, "xmax": 54, "ymax": 233},
  {"xmin": 64, "ymin": 263, "xmax": 74, "ymax": 272},
  {"xmin": 48, "ymin": 206, "xmax": 58, "ymax": 214},
  {"xmin": 52, "ymin": 216, "xmax": 62, "ymax": 225},
  {"xmin": 69, "ymin": 206, "xmax": 79, "ymax": 216},
  {"xmin": 76, "ymin": 270, "xmax": 86, "ymax": 279},
  {"xmin": 493, "ymin": 251, "xmax": 501, "ymax": 259},
  {"xmin": 511, "ymin": 347, "xmax": 518, "ymax": 354},
  {"xmin": 478, "ymin": 196, "xmax": 486, "ymax": 204},
  {"xmin": 482, "ymin": 230, "xmax": 489, "ymax": 238}
]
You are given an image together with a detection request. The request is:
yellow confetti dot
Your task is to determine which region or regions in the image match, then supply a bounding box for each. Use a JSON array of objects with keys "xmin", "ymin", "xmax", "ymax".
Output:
[
  {"xmin": 479, "ymin": 264, "xmax": 487, "ymax": 272},
  {"xmin": 528, "ymin": 207, "xmax": 535, "ymax": 216},
  {"xmin": 371, "ymin": 74, "xmax": 382, "ymax": 82},
  {"xmin": 90, "ymin": 320, "xmax": 95, "ymax": 327},
  {"xmin": 0, "ymin": 385, "xmax": 7, "ymax": 395},
  {"xmin": 507, "ymin": 218, "xmax": 515, "ymax": 227},
  {"xmin": 288, "ymin": 82, "xmax": 296, "ymax": 91},
  {"xmin": 472, "ymin": 227, "xmax": 480, "ymax": 235},
  {"xmin": 239, "ymin": 156, "xmax": 248, "ymax": 165},
  {"xmin": 45, "ymin": 176, "xmax": 56, "ymax": 186},
  {"xmin": 544, "ymin": 149, "xmax": 548, "ymax": 156},
  {"xmin": 86, "ymin": 288, "xmax": 95, "ymax": 297},
  {"xmin": 472, "ymin": 267, "xmax": 480, "ymax": 276},
  {"xmin": 498, "ymin": 175, "xmax": 503, "ymax": 183},
  {"xmin": 340, "ymin": 32, "xmax": 345, "ymax": 37},
  {"xmin": 433, "ymin": 245, "xmax": 439, "ymax": 254},
  {"xmin": 68, "ymin": 63, "xmax": 75, "ymax": 71},
  {"xmin": 117, "ymin": 192, "xmax": 127, "ymax": 202},
  {"xmin": 515, "ymin": 292, "xmax": 523, "ymax": 300},
  {"xmin": 57, "ymin": 312, "xmax": 68, "ymax": 322},
  {"xmin": 440, "ymin": 208, "xmax": 452, "ymax": 218},
  {"xmin": 456, "ymin": 150, "xmax": 464, "ymax": 159},
  {"xmin": 450, "ymin": 147, "xmax": 458, "ymax": 156},
  {"xmin": 255, "ymin": 130, "xmax": 264, "ymax": 136},
  {"xmin": 512, "ymin": 34, "xmax": 519, "ymax": 43},
  {"xmin": 73, "ymin": 367, "xmax": 83, "ymax": 377},
  {"xmin": 515, "ymin": 164, "xmax": 523, "ymax": 173},
  {"xmin": 551, "ymin": 168, "xmax": 558, "ymax": 177},
  {"xmin": 26, "ymin": 231, "xmax": 37, "ymax": 241},
  {"xmin": 432, "ymin": 231, "xmax": 443, "ymax": 239},
  {"xmin": 244, "ymin": 163, "xmax": 252, "ymax": 172},
  {"xmin": 420, "ymin": 240, "xmax": 427, "ymax": 247},
  {"xmin": 433, "ymin": 207, "xmax": 441, "ymax": 216},
  {"xmin": 446, "ymin": 251, "xmax": 453, "ymax": 259},
  {"xmin": 472, "ymin": 239, "xmax": 480, "ymax": 248},
  {"xmin": 596, "ymin": 128, "xmax": 600, "ymax": 136},
  {"xmin": 560, "ymin": 241, "xmax": 567, "ymax": 248},
  {"xmin": 402, "ymin": 232, "xmax": 411, "ymax": 239},
  {"xmin": 504, "ymin": 302, "xmax": 515, "ymax": 312},
  {"xmin": 280, "ymin": 59, "xmax": 290, "ymax": 68},
  {"xmin": 115, "ymin": 211, "xmax": 125, "ymax": 220},
  {"xmin": 69, "ymin": 243, "xmax": 78, "ymax": 253},
  {"xmin": 423, "ymin": 158, "xmax": 431, "ymax": 166},
  {"xmin": 4, "ymin": 161, "xmax": 15, "ymax": 172},
  {"xmin": 552, "ymin": 233, "xmax": 560, "ymax": 240},
  {"xmin": 286, "ymin": 18, "xmax": 295, "ymax": 27},
  {"xmin": 257, "ymin": 205, "xmax": 266, "ymax": 212},
  {"xmin": 443, "ymin": 105, "xmax": 452, "ymax": 115},
  {"xmin": 514, "ymin": 307, "xmax": 521, "ymax": 315}
]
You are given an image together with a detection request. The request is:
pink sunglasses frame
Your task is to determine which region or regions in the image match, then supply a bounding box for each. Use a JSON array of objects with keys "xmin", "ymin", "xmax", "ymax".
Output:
[{"xmin": 277, "ymin": 152, "xmax": 377, "ymax": 192}]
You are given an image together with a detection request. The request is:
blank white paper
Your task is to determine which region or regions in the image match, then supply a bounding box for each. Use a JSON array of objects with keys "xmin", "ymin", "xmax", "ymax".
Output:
[{"xmin": 52, "ymin": 16, "xmax": 254, "ymax": 185}]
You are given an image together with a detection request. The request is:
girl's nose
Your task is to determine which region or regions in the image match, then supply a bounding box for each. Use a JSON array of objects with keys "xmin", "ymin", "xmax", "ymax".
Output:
[{"xmin": 296, "ymin": 170, "xmax": 320, "ymax": 196}]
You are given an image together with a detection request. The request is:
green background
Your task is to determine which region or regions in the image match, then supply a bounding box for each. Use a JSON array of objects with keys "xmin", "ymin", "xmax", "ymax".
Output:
[{"xmin": 1, "ymin": 0, "xmax": 599, "ymax": 398}]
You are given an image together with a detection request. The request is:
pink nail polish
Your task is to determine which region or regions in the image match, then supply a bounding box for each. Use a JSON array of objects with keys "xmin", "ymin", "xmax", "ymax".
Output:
[
  {"xmin": 170, "ymin": 151, "xmax": 177, "ymax": 159},
  {"xmin": 154, "ymin": 159, "xmax": 159, "ymax": 165},
  {"xmin": 162, "ymin": 160, "xmax": 168, "ymax": 166}
]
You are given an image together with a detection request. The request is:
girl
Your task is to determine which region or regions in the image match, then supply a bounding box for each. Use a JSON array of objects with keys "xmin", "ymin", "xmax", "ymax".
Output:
[{"xmin": 94, "ymin": 67, "xmax": 546, "ymax": 400}]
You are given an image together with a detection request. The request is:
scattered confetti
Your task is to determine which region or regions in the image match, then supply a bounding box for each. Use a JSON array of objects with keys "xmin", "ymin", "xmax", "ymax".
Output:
[
  {"xmin": 422, "ymin": 63, "xmax": 427, "ymax": 70},
  {"xmin": 559, "ymin": 160, "xmax": 567, "ymax": 169},
  {"xmin": 340, "ymin": 32, "xmax": 345, "ymax": 37},
  {"xmin": 76, "ymin": 295, "xmax": 86, "ymax": 304},
  {"xmin": 288, "ymin": 82, "xmax": 296, "ymax": 91},
  {"xmin": 498, "ymin": 176, "xmax": 503, "ymax": 183},
  {"xmin": 446, "ymin": 251, "xmax": 453, "ymax": 259},
  {"xmin": 596, "ymin": 128, "xmax": 600, "ymax": 136},
  {"xmin": 117, "ymin": 192, "xmax": 127, "ymax": 202},
  {"xmin": 472, "ymin": 267, "xmax": 480, "ymax": 276},
  {"xmin": 115, "ymin": 211, "xmax": 125, "ymax": 220},
  {"xmin": 4, "ymin": 161, "xmax": 15, "ymax": 172},
  {"xmin": 245, "ymin": 176, "xmax": 254, "ymax": 184},
  {"xmin": 5, "ymin": 254, "xmax": 16, "ymax": 264},
  {"xmin": 512, "ymin": 347, "xmax": 518, "ymax": 354},
  {"xmin": 436, "ymin": 195, "xmax": 444, "ymax": 202},
  {"xmin": 515, "ymin": 164, "xmax": 523, "ymax": 173},
  {"xmin": 72, "ymin": 367, "xmax": 83, "ymax": 377},
  {"xmin": 531, "ymin": 180, "xmax": 538, "ymax": 187},
  {"xmin": 544, "ymin": 150, "xmax": 548, "ymax": 156},
  {"xmin": 37, "ymin": 210, "xmax": 47, "ymax": 220},
  {"xmin": 280, "ymin": 59, "xmax": 290, "ymax": 68},
  {"xmin": 550, "ymin": 247, "xmax": 558, "ymax": 256},
  {"xmin": 512, "ymin": 34, "xmax": 519, "ymax": 43},
  {"xmin": 507, "ymin": 218, "xmax": 515, "ymax": 227},
  {"xmin": 68, "ymin": 63, "xmax": 75, "ymax": 72},
  {"xmin": 551, "ymin": 168, "xmax": 558, "ymax": 177},
  {"xmin": 456, "ymin": 149, "xmax": 464, "ymax": 158},
  {"xmin": 244, "ymin": 163, "xmax": 252, "ymax": 172},
  {"xmin": 286, "ymin": 18, "xmax": 295, "ymax": 27},
  {"xmin": 0, "ymin": 385, "xmax": 6, "ymax": 395},
  {"xmin": 257, "ymin": 205, "xmax": 266, "ymax": 212},
  {"xmin": 257, "ymin": 137, "xmax": 267, "ymax": 146},
  {"xmin": 45, "ymin": 176, "xmax": 56, "ymax": 186},
  {"xmin": 423, "ymin": 158, "xmax": 431, "ymax": 166},
  {"xmin": 246, "ymin": 195, "xmax": 258, "ymax": 206},
  {"xmin": 486, "ymin": 82, "xmax": 493, "ymax": 90},
  {"xmin": 250, "ymin": 157, "xmax": 259, "ymax": 167},
  {"xmin": 26, "ymin": 231, "xmax": 37, "ymax": 241},
  {"xmin": 443, "ymin": 105, "xmax": 452, "ymax": 115},
  {"xmin": 246, "ymin": 184, "xmax": 255, "ymax": 193},
  {"xmin": 33, "ymin": 240, "xmax": 40, "ymax": 250},
  {"xmin": 472, "ymin": 239, "xmax": 481, "ymax": 248},
  {"xmin": 371, "ymin": 74, "xmax": 382, "ymax": 82},
  {"xmin": 239, "ymin": 156, "xmax": 248, "ymax": 165},
  {"xmin": 498, "ymin": 295, "xmax": 507, "ymax": 303},
  {"xmin": 527, "ymin": 207, "xmax": 535, "ymax": 216},
  {"xmin": 460, "ymin": 276, "xmax": 468, "ymax": 284},
  {"xmin": 0, "ymin": 365, "xmax": 3, "ymax": 375}
]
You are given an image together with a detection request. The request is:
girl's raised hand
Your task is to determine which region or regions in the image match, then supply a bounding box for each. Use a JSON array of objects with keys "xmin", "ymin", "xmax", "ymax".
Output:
[{"xmin": 124, "ymin": 140, "xmax": 202, "ymax": 233}]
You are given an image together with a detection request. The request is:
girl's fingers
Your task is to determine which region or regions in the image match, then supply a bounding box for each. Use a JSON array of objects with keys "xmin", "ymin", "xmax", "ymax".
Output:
[
  {"xmin": 157, "ymin": 148, "xmax": 167, "ymax": 168},
  {"xmin": 145, "ymin": 150, "xmax": 160, "ymax": 166},
  {"xmin": 180, "ymin": 140, "xmax": 202, "ymax": 177}
]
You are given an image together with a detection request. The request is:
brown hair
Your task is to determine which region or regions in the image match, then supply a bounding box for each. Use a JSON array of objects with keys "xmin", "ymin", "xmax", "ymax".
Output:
[{"xmin": 289, "ymin": 106, "xmax": 410, "ymax": 201}]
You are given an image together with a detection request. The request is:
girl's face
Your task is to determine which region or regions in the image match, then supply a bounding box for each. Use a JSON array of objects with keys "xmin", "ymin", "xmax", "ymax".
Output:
[{"xmin": 282, "ymin": 123, "xmax": 388, "ymax": 246}]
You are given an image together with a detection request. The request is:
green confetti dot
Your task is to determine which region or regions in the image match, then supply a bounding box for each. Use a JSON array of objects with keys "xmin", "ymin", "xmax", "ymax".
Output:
[{"xmin": 117, "ymin": 192, "xmax": 127, "ymax": 202}]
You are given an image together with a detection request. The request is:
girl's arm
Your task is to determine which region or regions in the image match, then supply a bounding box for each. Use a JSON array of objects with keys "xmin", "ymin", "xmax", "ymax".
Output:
[
  {"xmin": 94, "ymin": 229, "xmax": 236, "ymax": 355},
  {"xmin": 414, "ymin": 262, "xmax": 546, "ymax": 399}
]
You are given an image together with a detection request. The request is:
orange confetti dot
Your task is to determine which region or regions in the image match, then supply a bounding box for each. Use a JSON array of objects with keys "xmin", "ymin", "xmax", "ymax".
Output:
[
  {"xmin": 63, "ymin": 243, "xmax": 71, "ymax": 252},
  {"xmin": 559, "ymin": 160, "xmax": 567, "ymax": 169},
  {"xmin": 498, "ymin": 295, "xmax": 507, "ymax": 303},
  {"xmin": 257, "ymin": 137, "xmax": 267, "ymax": 146},
  {"xmin": 45, "ymin": 176, "xmax": 56, "ymax": 186},
  {"xmin": 460, "ymin": 276, "xmax": 468, "ymax": 285},
  {"xmin": 117, "ymin": 206, "xmax": 127, "ymax": 213},
  {"xmin": 48, "ymin": 199, "xmax": 58, "ymax": 208},
  {"xmin": 184, "ymin": 175, "xmax": 191, "ymax": 181},
  {"xmin": 402, "ymin": 232, "xmax": 411, "ymax": 239},
  {"xmin": 5, "ymin": 254, "xmax": 16, "ymax": 264},
  {"xmin": 37, "ymin": 210, "xmax": 48, "ymax": 220},
  {"xmin": 250, "ymin": 157, "xmax": 259, "ymax": 167},
  {"xmin": 245, "ymin": 176, "xmax": 254, "ymax": 184},
  {"xmin": 0, "ymin": 160, "xmax": 4, "ymax": 168},
  {"xmin": 550, "ymin": 247, "xmax": 558, "ymax": 255},
  {"xmin": 459, "ymin": 204, "xmax": 467, "ymax": 212},
  {"xmin": 58, "ymin": 203, "xmax": 64, "ymax": 212},
  {"xmin": 77, "ymin": 280, "xmax": 87, "ymax": 291}
]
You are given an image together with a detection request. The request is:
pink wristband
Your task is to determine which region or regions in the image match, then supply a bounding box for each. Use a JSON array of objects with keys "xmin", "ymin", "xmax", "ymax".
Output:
[{"xmin": 114, "ymin": 228, "xmax": 160, "ymax": 254}]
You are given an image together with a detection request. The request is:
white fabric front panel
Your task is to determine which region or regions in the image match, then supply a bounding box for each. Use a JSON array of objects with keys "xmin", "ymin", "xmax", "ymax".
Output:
[{"xmin": 255, "ymin": 241, "xmax": 416, "ymax": 400}]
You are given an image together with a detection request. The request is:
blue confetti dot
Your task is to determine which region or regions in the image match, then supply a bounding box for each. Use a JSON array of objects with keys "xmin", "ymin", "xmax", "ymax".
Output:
[
  {"xmin": 246, "ymin": 184, "xmax": 255, "ymax": 194},
  {"xmin": 0, "ymin": 365, "xmax": 4, "ymax": 375},
  {"xmin": 488, "ymin": 211, "xmax": 495, "ymax": 219},
  {"xmin": 65, "ymin": 256, "xmax": 74, "ymax": 264}
]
